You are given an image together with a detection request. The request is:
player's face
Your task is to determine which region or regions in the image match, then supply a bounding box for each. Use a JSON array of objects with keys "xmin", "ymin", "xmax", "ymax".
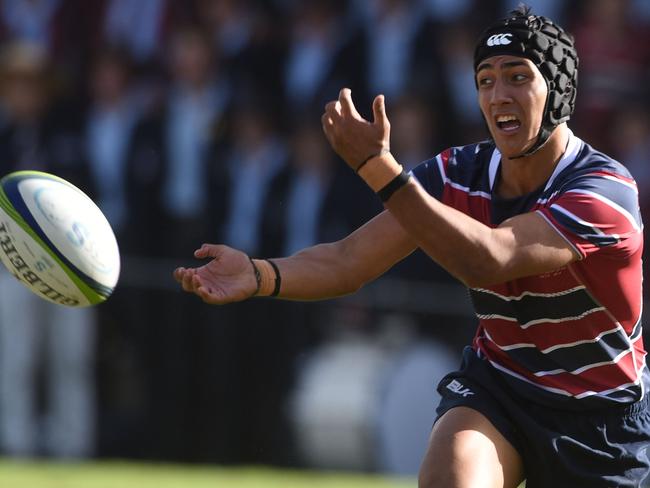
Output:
[{"xmin": 476, "ymin": 55, "xmax": 548, "ymax": 158}]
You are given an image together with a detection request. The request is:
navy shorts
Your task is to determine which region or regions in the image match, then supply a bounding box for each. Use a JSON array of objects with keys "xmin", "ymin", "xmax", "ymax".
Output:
[{"xmin": 435, "ymin": 347, "xmax": 650, "ymax": 487}]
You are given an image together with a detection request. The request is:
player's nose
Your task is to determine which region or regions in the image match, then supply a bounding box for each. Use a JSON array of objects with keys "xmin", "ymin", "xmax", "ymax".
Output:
[{"xmin": 489, "ymin": 77, "xmax": 514, "ymax": 107}]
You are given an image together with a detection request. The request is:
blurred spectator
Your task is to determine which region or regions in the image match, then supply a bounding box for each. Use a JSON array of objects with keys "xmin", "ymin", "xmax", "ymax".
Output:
[
  {"xmin": 216, "ymin": 100, "xmax": 288, "ymax": 256},
  {"xmin": 434, "ymin": 22, "xmax": 487, "ymax": 144},
  {"xmin": 610, "ymin": 104, "xmax": 650, "ymax": 275},
  {"xmin": 0, "ymin": 40, "xmax": 96, "ymax": 459},
  {"xmin": 124, "ymin": 24, "xmax": 230, "ymax": 257},
  {"xmin": 611, "ymin": 104, "xmax": 650, "ymax": 200},
  {"xmin": 82, "ymin": 45, "xmax": 149, "ymax": 457},
  {"xmin": 423, "ymin": 0, "xmax": 473, "ymax": 22},
  {"xmin": 116, "ymin": 25, "xmax": 231, "ymax": 460},
  {"xmin": 570, "ymin": 0, "xmax": 650, "ymax": 154},
  {"xmin": 195, "ymin": 0, "xmax": 286, "ymax": 115},
  {"xmin": 355, "ymin": 0, "xmax": 430, "ymax": 100},
  {"xmin": 631, "ymin": 0, "xmax": 650, "ymax": 22},
  {"xmin": 282, "ymin": 1, "xmax": 358, "ymax": 111},
  {"xmin": 97, "ymin": 0, "xmax": 176, "ymax": 69},
  {"xmin": 0, "ymin": 0, "xmax": 63, "ymax": 47},
  {"xmin": 85, "ymin": 45, "xmax": 141, "ymax": 237},
  {"xmin": 388, "ymin": 94, "xmax": 440, "ymax": 171},
  {"xmin": 0, "ymin": 0, "xmax": 95, "ymax": 93},
  {"xmin": 267, "ymin": 119, "xmax": 338, "ymax": 256},
  {"xmin": 194, "ymin": 0, "xmax": 257, "ymax": 62}
]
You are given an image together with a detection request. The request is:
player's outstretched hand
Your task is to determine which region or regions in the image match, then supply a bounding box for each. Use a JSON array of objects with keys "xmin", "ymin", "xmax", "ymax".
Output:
[
  {"xmin": 173, "ymin": 244, "xmax": 257, "ymax": 305},
  {"xmin": 321, "ymin": 88, "xmax": 390, "ymax": 170}
]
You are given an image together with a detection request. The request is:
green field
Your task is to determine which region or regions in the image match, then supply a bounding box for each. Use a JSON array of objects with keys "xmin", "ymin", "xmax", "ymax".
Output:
[{"xmin": 0, "ymin": 460, "xmax": 416, "ymax": 488}]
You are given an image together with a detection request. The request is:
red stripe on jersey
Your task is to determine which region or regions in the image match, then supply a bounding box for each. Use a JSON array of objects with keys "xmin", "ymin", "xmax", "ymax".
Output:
[
  {"xmin": 442, "ymin": 185, "xmax": 492, "ymax": 223},
  {"xmin": 476, "ymin": 266, "xmax": 582, "ymax": 300},
  {"xmin": 551, "ymin": 191, "xmax": 638, "ymax": 233},
  {"xmin": 481, "ymin": 309, "xmax": 616, "ymax": 350},
  {"xmin": 568, "ymin": 250, "xmax": 643, "ymax": 336}
]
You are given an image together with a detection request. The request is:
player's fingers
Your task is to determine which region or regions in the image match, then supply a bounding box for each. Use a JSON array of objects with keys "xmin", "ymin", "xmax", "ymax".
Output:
[
  {"xmin": 196, "ymin": 284, "xmax": 225, "ymax": 305},
  {"xmin": 194, "ymin": 243, "xmax": 223, "ymax": 259},
  {"xmin": 173, "ymin": 267, "xmax": 185, "ymax": 283},
  {"xmin": 372, "ymin": 94, "xmax": 388, "ymax": 127},
  {"xmin": 173, "ymin": 267, "xmax": 196, "ymax": 292},
  {"xmin": 196, "ymin": 284, "xmax": 213, "ymax": 302},
  {"xmin": 321, "ymin": 112, "xmax": 334, "ymax": 129},
  {"xmin": 321, "ymin": 113, "xmax": 337, "ymax": 146},
  {"xmin": 339, "ymin": 88, "xmax": 363, "ymax": 120},
  {"xmin": 324, "ymin": 100, "xmax": 341, "ymax": 119},
  {"xmin": 173, "ymin": 266, "xmax": 187, "ymax": 283}
]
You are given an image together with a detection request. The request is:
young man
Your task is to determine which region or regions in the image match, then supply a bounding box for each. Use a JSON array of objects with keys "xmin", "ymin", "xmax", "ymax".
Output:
[{"xmin": 174, "ymin": 6, "xmax": 650, "ymax": 487}]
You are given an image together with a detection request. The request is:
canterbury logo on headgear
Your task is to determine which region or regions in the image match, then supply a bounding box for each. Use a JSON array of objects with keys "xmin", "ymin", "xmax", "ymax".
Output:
[{"xmin": 486, "ymin": 33, "xmax": 513, "ymax": 46}]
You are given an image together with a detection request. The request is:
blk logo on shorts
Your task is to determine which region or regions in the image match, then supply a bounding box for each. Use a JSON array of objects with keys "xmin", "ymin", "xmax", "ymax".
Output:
[
  {"xmin": 446, "ymin": 379, "xmax": 474, "ymax": 397},
  {"xmin": 487, "ymin": 33, "xmax": 513, "ymax": 46}
]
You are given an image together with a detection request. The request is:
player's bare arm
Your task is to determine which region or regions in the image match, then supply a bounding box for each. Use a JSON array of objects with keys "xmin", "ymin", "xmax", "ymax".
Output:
[
  {"xmin": 385, "ymin": 182, "xmax": 577, "ymax": 288},
  {"xmin": 173, "ymin": 209, "xmax": 416, "ymax": 304},
  {"xmin": 322, "ymin": 87, "xmax": 578, "ymax": 288}
]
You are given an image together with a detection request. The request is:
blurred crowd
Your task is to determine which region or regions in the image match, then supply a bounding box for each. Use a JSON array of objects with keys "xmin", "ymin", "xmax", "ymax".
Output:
[{"xmin": 0, "ymin": 0, "xmax": 649, "ymax": 471}]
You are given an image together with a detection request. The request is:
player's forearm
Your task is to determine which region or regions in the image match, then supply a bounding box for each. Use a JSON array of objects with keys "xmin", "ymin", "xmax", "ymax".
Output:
[
  {"xmin": 384, "ymin": 180, "xmax": 513, "ymax": 288},
  {"xmin": 268, "ymin": 211, "xmax": 416, "ymax": 300},
  {"xmin": 268, "ymin": 242, "xmax": 365, "ymax": 300}
]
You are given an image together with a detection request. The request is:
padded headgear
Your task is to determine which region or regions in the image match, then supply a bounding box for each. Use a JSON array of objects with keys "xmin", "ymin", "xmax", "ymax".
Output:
[{"xmin": 473, "ymin": 5, "xmax": 579, "ymax": 157}]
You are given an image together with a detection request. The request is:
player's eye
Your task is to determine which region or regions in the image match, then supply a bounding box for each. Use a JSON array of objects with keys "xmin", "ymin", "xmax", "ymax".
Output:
[{"xmin": 478, "ymin": 77, "xmax": 493, "ymax": 87}]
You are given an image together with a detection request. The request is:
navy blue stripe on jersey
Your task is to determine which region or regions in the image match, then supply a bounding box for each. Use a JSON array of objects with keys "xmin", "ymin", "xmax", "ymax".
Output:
[
  {"xmin": 484, "ymin": 327, "xmax": 632, "ymax": 376},
  {"xmin": 630, "ymin": 315, "xmax": 643, "ymax": 342},
  {"xmin": 470, "ymin": 287, "xmax": 600, "ymax": 326},
  {"xmin": 412, "ymin": 157, "xmax": 445, "ymax": 200},
  {"xmin": 412, "ymin": 144, "xmax": 494, "ymax": 201},
  {"xmin": 488, "ymin": 355, "xmax": 645, "ymax": 404},
  {"xmin": 548, "ymin": 205, "xmax": 621, "ymax": 247}
]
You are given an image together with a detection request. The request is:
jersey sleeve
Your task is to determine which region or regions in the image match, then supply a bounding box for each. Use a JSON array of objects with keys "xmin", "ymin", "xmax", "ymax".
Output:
[
  {"xmin": 536, "ymin": 170, "xmax": 643, "ymax": 259},
  {"xmin": 410, "ymin": 149, "xmax": 451, "ymax": 200}
]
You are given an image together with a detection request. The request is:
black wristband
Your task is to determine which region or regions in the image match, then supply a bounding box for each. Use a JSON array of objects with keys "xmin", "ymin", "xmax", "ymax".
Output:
[
  {"xmin": 266, "ymin": 259, "xmax": 282, "ymax": 297},
  {"xmin": 249, "ymin": 257, "xmax": 262, "ymax": 296},
  {"xmin": 377, "ymin": 169, "xmax": 411, "ymax": 202}
]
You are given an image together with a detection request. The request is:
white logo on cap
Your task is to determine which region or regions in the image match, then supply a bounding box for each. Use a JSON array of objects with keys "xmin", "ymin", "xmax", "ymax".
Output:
[{"xmin": 487, "ymin": 33, "xmax": 513, "ymax": 46}]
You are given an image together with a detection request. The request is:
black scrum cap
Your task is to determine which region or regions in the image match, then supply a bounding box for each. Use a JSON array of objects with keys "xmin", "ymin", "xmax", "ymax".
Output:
[{"xmin": 474, "ymin": 4, "xmax": 579, "ymax": 157}]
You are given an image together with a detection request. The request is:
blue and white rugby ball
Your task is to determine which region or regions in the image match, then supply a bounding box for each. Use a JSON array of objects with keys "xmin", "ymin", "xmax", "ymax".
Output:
[{"xmin": 0, "ymin": 171, "xmax": 120, "ymax": 307}]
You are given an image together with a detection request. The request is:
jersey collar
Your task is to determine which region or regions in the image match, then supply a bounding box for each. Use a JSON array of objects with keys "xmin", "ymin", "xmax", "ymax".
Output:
[{"xmin": 488, "ymin": 129, "xmax": 583, "ymax": 193}]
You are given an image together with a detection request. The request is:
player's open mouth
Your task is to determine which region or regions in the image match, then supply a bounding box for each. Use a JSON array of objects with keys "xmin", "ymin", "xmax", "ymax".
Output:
[{"xmin": 495, "ymin": 114, "xmax": 521, "ymax": 132}]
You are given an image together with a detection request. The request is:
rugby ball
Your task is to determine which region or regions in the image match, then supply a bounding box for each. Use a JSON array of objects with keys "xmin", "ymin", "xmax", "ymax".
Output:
[{"xmin": 0, "ymin": 171, "xmax": 120, "ymax": 307}]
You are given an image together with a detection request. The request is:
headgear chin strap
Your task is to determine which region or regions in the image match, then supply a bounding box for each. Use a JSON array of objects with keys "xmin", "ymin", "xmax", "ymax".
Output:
[{"xmin": 474, "ymin": 5, "xmax": 579, "ymax": 158}]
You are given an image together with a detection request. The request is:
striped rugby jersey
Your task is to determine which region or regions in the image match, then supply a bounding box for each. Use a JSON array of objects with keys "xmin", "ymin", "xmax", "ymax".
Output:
[{"xmin": 412, "ymin": 130, "xmax": 647, "ymax": 409}]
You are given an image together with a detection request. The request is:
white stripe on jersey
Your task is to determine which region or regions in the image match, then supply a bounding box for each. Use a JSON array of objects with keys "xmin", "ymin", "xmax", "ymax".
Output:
[
  {"xmin": 549, "ymin": 203, "xmax": 606, "ymax": 235},
  {"xmin": 487, "ymin": 356, "xmax": 645, "ymax": 399},
  {"xmin": 477, "ymin": 306, "xmax": 605, "ymax": 329},
  {"xmin": 472, "ymin": 285, "xmax": 586, "ymax": 301},
  {"xmin": 483, "ymin": 326, "xmax": 622, "ymax": 353},
  {"xmin": 435, "ymin": 153, "xmax": 492, "ymax": 199},
  {"xmin": 597, "ymin": 173, "xmax": 639, "ymax": 194},
  {"xmin": 536, "ymin": 210, "xmax": 584, "ymax": 259},
  {"xmin": 565, "ymin": 188, "xmax": 642, "ymax": 232},
  {"xmin": 533, "ymin": 348, "xmax": 631, "ymax": 377}
]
